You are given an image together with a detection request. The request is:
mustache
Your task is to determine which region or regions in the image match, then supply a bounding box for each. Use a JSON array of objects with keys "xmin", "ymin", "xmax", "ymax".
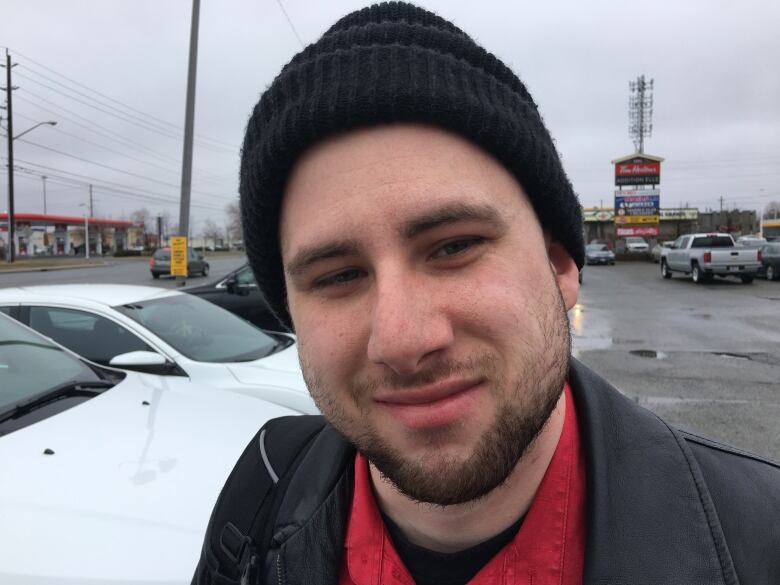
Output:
[{"xmin": 349, "ymin": 351, "xmax": 500, "ymax": 397}]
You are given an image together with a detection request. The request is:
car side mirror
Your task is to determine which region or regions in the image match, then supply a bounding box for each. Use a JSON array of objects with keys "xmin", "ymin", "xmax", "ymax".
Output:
[
  {"xmin": 109, "ymin": 351, "xmax": 182, "ymax": 376},
  {"xmin": 225, "ymin": 276, "xmax": 238, "ymax": 294}
]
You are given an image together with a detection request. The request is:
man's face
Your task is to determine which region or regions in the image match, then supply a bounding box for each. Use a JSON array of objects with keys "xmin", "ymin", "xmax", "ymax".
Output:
[{"xmin": 281, "ymin": 124, "xmax": 579, "ymax": 505}]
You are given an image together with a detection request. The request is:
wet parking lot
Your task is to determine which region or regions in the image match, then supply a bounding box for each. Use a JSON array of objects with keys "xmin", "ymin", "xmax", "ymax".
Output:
[{"xmin": 572, "ymin": 261, "xmax": 780, "ymax": 461}]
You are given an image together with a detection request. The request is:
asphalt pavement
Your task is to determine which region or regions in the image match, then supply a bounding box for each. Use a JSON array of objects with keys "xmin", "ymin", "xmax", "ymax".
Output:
[
  {"xmin": 574, "ymin": 261, "xmax": 780, "ymax": 461},
  {"xmin": 2, "ymin": 255, "xmax": 778, "ymax": 460},
  {"xmin": 0, "ymin": 254, "xmax": 247, "ymax": 289}
]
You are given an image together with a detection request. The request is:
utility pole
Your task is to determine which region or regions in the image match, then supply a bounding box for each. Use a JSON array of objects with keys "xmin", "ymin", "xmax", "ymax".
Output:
[
  {"xmin": 719, "ymin": 196, "xmax": 724, "ymax": 213},
  {"xmin": 41, "ymin": 175, "xmax": 47, "ymax": 214},
  {"xmin": 177, "ymin": 0, "xmax": 200, "ymax": 286},
  {"xmin": 2, "ymin": 49, "xmax": 18, "ymax": 262},
  {"xmin": 628, "ymin": 75, "xmax": 654, "ymax": 154},
  {"xmin": 89, "ymin": 184, "xmax": 94, "ymax": 216}
]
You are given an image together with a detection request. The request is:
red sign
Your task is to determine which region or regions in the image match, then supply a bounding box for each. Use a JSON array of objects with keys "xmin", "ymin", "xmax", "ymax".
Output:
[
  {"xmin": 617, "ymin": 226, "xmax": 660, "ymax": 237},
  {"xmin": 615, "ymin": 158, "xmax": 661, "ymax": 186},
  {"xmin": 615, "ymin": 162, "xmax": 660, "ymax": 177}
]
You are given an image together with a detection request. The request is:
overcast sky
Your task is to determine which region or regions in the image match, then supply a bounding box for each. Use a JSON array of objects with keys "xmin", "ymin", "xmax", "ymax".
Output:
[{"xmin": 3, "ymin": 0, "xmax": 779, "ymax": 235}]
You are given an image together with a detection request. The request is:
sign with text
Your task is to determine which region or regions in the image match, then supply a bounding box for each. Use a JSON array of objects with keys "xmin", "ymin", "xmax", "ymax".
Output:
[
  {"xmin": 615, "ymin": 158, "xmax": 661, "ymax": 186},
  {"xmin": 617, "ymin": 226, "xmax": 660, "ymax": 237},
  {"xmin": 614, "ymin": 190, "xmax": 660, "ymax": 225},
  {"xmin": 170, "ymin": 236, "xmax": 188, "ymax": 277},
  {"xmin": 583, "ymin": 208, "xmax": 615, "ymax": 222},
  {"xmin": 660, "ymin": 208, "xmax": 698, "ymax": 221},
  {"xmin": 615, "ymin": 215, "xmax": 660, "ymax": 224}
]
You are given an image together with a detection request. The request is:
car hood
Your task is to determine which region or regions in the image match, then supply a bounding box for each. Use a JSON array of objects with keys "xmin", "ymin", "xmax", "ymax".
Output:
[
  {"xmin": 0, "ymin": 373, "xmax": 297, "ymax": 585},
  {"xmin": 226, "ymin": 342, "xmax": 318, "ymax": 415}
]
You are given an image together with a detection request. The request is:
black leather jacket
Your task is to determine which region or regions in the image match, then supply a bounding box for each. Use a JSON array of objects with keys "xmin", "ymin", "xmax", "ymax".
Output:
[{"xmin": 253, "ymin": 360, "xmax": 780, "ymax": 584}]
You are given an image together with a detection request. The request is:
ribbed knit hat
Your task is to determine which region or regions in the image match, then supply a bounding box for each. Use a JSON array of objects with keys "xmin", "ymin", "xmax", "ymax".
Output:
[{"xmin": 241, "ymin": 2, "xmax": 584, "ymax": 331}]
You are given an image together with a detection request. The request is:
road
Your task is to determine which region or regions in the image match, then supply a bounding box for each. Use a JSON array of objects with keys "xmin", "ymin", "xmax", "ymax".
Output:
[
  {"xmin": 574, "ymin": 261, "xmax": 780, "ymax": 460},
  {"xmin": 3, "ymin": 256, "xmax": 779, "ymax": 460},
  {"xmin": 0, "ymin": 255, "xmax": 247, "ymax": 289}
]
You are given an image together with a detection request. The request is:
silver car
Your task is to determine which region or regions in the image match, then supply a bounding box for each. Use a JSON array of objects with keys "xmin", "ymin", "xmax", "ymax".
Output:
[
  {"xmin": 149, "ymin": 247, "xmax": 209, "ymax": 279},
  {"xmin": 585, "ymin": 244, "xmax": 615, "ymax": 265}
]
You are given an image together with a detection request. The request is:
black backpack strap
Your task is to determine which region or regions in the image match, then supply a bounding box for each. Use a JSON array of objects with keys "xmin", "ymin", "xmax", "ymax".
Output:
[{"xmin": 192, "ymin": 415, "xmax": 327, "ymax": 585}]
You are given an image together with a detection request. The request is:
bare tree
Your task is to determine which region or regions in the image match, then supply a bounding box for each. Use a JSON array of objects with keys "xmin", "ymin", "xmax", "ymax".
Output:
[
  {"xmin": 225, "ymin": 200, "xmax": 243, "ymax": 244},
  {"xmin": 130, "ymin": 208, "xmax": 153, "ymax": 248},
  {"xmin": 201, "ymin": 218, "xmax": 223, "ymax": 250},
  {"xmin": 159, "ymin": 210, "xmax": 177, "ymax": 245},
  {"xmin": 764, "ymin": 201, "xmax": 780, "ymax": 219}
]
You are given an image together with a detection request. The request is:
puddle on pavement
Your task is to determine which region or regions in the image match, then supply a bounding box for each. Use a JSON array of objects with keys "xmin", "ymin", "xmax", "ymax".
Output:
[
  {"xmin": 629, "ymin": 349, "xmax": 668, "ymax": 360},
  {"xmin": 713, "ymin": 352, "xmax": 752, "ymax": 361},
  {"xmin": 569, "ymin": 303, "xmax": 613, "ymax": 358}
]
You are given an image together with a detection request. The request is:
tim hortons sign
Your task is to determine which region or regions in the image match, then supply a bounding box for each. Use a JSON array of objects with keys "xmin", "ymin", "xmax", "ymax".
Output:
[{"xmin": 615, "ymin": 157, "xmax": 661, "ymax": 186}]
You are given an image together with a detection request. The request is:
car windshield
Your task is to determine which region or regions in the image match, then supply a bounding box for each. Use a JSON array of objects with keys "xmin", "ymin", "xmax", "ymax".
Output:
[
  {"xmin": 626, "ymin": 238, "xmax": 645, "ymax": 244},
  {"xmin": 114, "ymin": 294, "xmax": 279, "ymax": 363},
  {"xmin": 153, "ymin": 249, "xmax": 170, "ymax": 260},
  {"xmin": 691, "ymin": 236, "xmax": 734, "ymax": 248},
  {"xmin": 0, "ymin": 314, "xmax": 103, "ymax": 412},
  {"xmin": 586, "ymin": 245, "xmax": 609, "ymax": 252}
]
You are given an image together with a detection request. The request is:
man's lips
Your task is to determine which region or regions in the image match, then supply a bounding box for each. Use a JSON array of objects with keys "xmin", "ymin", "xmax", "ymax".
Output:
[
  {"xmin": 374, "ymin": 378, "xmax": 483, "ymax": 405},
  {"xmin": 374, "ymin": 378, "xmax": 484, "ymax": 428}
]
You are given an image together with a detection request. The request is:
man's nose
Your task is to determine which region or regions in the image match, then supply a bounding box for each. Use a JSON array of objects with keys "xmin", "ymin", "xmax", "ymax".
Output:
[{"xmin": 366, "ymin": 272, "xmax": 455, "ymax": 375}]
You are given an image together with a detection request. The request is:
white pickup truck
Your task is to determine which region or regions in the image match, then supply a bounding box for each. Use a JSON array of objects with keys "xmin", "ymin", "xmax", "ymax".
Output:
[{"xmin": 660, "ymin": 233, "xmax": 762, "ymax": 284}]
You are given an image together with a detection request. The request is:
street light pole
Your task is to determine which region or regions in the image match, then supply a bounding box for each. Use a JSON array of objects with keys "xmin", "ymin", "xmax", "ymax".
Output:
[
  {"xmin": 3, "ymin": 49, "xmax": 16, "ymax": 263},
  {"xmin": 41, "ymin": 175, "xmax": 47, "ymax": 214}
]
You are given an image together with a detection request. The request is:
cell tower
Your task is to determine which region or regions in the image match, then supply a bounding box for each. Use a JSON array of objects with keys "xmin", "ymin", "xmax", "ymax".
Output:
[{"xmin": 628, "ymin": 75, "xmax": 654, "ymax": 154}]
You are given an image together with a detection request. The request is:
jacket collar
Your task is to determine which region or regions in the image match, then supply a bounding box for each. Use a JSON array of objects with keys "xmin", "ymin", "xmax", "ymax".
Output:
[{"xmin": 569, "ymin": 359, "xmax": 737, "ymax": 584}]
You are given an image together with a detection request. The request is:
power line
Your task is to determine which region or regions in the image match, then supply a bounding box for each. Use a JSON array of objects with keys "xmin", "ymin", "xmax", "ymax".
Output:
[
  {"xmin": 15, "ymin": 73, "xmax": 236, "ymax": 155},
  {"xmin": 15, "ymin": 94, "xmax": 235, "ymax": 183},
  {"xmin": 4, "ymin": 161, "xmax": 226, "ymax": 212},
  {"xmin": 274, "ymin": 0, "xmax": 305, "ymax": 48},
  {"xmin": 12, "ymin": 109, "xmax": 232, "ymax": 186},
  {"xmin": 11, "ymin": 48, "xmax": 239, "ymax": 150},
  {"xmin": 16, "ymin": 93, "xmax": 185, "ymax": 166},
  {"xmin": 16, "ymin": 138, "xmax": 235, "ymax": 201}
]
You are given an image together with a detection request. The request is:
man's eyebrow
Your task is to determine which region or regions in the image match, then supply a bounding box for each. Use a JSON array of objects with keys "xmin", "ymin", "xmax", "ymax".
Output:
[
  {"xmin": 400, "ymin": 202, "xmax": 507, "ymax": 239},
  {"xmin": 285, "ymin": 240, "xmax": 362, "ymax": 277}
]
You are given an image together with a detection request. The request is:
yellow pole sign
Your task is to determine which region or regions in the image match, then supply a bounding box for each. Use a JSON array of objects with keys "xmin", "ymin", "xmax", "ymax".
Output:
[{"xmin": 170, "ymin": 236, "xmax": 188, "ymax": 277}]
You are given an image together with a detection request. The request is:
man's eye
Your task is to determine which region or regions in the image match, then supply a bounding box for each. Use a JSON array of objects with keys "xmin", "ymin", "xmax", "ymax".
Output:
[
  {"xmin": 433, "ymin": 238, "xmax": 483, "ymax": 258},
  {"xmin": 314, "ymin": 268, "xmax": 364, "ymax": 288}
]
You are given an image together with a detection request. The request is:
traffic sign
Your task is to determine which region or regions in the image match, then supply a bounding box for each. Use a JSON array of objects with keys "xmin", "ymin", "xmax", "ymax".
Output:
[{"xmin": 170, "ymin": 236, "xmax": 188, "ymax": 277}]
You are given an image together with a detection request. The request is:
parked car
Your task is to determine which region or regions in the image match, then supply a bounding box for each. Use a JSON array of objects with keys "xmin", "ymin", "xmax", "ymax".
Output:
[
  {"xmin": 0, "ymin": 311, "xmax": 302, "ymax": 584},
  {"xmin": 624, "ymin": 236, "xmax": 650, "ymax": 253},
  {"xmin": 735, "ymin": 235, "xmax": 768, "ymax": 248},
  {"xmin": 651, "ymin": 240, "xmax": 675, "ymax": 263},
  {"xmin": 150, "ymin": 247, "xmax": 209, "ymax": 279},
  {"xmin": 758, "ymin": 242, "xmax": 780, "ymax": 281},
  {"xmin": 185, "ymin": 263, "xmax": 285, "ymax": 331},
  {"xmin": 588, "ymin": 238, "xmax": 613, "ymax": 250},
  {"xmin": 660, "ymin": 233, "xmax": 762, "ymax": 284},
  {"xmin": 585, "ymin": 244, "xmax": 615, "ymax": 265},
  {"xmin": 0, "ymin": 285, "xmax": 317, "ymax": 414}
]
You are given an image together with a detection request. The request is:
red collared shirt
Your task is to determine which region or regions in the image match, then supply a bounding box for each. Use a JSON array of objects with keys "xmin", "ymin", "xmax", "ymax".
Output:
[{"xmin": 340, "ymin": 383, "xmax": 586, "ymax": 585}]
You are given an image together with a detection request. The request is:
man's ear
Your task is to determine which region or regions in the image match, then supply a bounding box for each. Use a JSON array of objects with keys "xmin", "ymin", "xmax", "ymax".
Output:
[{"xmin": 548, "ymin": 242, "xmax": 579, "ymax": 310}]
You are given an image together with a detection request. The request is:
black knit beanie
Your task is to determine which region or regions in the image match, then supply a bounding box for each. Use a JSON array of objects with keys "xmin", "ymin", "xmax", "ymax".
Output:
[{"xmin": 240, "ymin": 2, "xmax": 584, "ymax": 331}]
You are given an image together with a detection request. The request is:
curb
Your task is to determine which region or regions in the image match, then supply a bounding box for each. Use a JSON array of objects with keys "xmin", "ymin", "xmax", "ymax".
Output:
[{"xmin": 0, "ymin": 262, "xmax": 114, "ymax": 275}]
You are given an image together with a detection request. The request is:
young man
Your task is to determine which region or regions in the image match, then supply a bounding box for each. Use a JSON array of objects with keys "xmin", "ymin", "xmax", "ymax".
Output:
[{"xmin": 194, "ymin": 3, "xmax": 780, "ymax": 584}]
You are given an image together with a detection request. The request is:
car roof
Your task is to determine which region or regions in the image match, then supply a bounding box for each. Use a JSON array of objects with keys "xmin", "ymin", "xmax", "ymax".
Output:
[{"xmin": 0, "ymin": 284, "xmax": 182, "ymax": 307}]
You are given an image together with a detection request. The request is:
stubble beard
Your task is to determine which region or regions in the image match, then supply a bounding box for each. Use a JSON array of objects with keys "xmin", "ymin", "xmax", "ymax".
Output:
[{"xmin": 299, "ymin": 285, "xmax": 571, "ymax": 507}]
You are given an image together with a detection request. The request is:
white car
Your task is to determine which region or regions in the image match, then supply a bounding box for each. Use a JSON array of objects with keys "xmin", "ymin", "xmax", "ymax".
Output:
[
  {"xmin": 0, "ymin": 285, "xmax": 317, "ymax": 415},
  {"xmin": 0, "ymin": 312, "xmax": 302, "ymax": 584},
  {"xmin": 624, "ymin": 236, "xmax": 650, "ymax": 253}
]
